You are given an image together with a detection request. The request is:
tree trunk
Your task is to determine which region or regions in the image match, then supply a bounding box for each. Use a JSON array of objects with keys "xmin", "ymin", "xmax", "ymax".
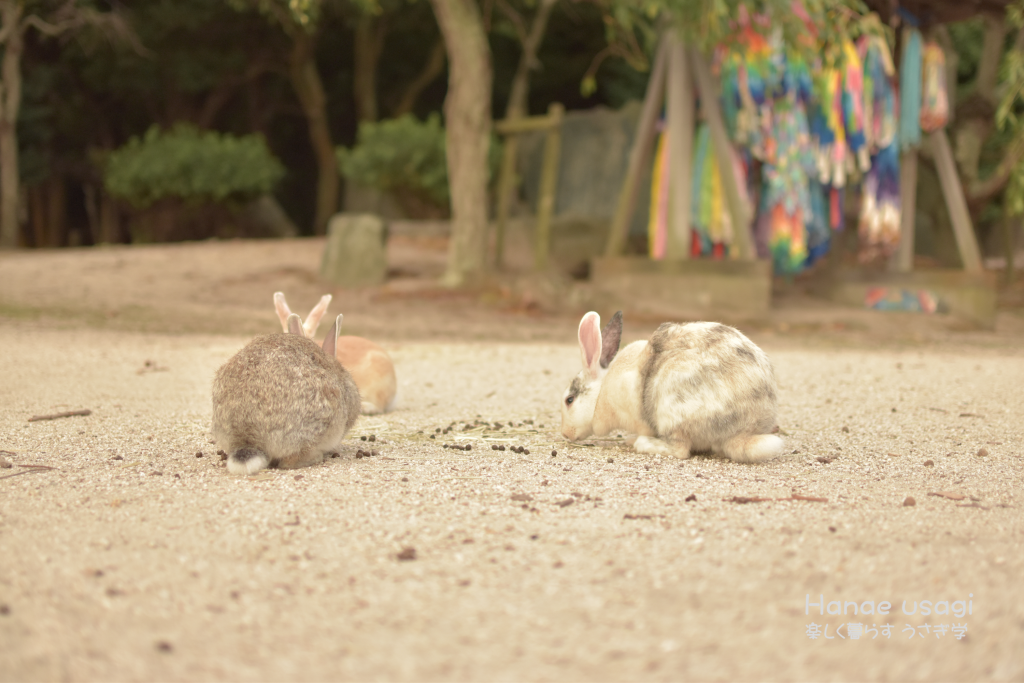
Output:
[
  {"xmin": 45, "ymin": 176, "xmax": 66, "ymax": 247},
  {"xmin": 0, "ymin": 0, "xmax": 24, "ymax": 249},
  {"xmin": 353, "ymin": 14, "xmax": 386, "ymax": 123},
  {"xmin": 503, "ymin": 0, "xmax": 557, "ymax": 120},
  {"xmin": 289, "ymin": 31, "xmax": 338, "ymax": 235},
  {"xmin": 430, "ymin": 0, "xmax": 493, "ymax": 287},
  {"xmin": 955, "ymin": 15, "xmax": 1005, "ymax": 186}
]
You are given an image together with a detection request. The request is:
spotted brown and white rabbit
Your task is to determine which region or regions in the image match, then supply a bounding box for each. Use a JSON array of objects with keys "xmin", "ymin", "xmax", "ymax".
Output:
[
  {"xmin": 212, "ymin": 313, "xmax": 361, "ymax": 474},
  {"xmin": 560, "ymin": 311, "xmax": 783, "ymax": 463},
  {"xmin": 274, "ymin": 292, "xmax": 397, "ymax": 415}
]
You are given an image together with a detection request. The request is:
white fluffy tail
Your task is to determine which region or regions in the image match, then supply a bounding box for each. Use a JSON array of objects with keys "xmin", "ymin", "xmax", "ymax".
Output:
[
  {"xmin": 227, "ymin": 447, "xmax": 270, "ymax": 475},
  {"xmin": 725, "ymin": 434, "xmax": 784, "ymax": 463}
]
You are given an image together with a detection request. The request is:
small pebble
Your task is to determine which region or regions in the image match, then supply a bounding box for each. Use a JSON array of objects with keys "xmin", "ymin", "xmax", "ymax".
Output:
[
  {"xmin": 685, "ymin": 494, "xmax": 697, "ymax": 502},
  {"xmin": 401, "ymin": 477, "xmax": 408, "ymax": 482},
  {"xmin": 0, "ymin": 604, "xmax": 9, "ymax": 615},
  {"xmin": 360, "ymin": 436, "xmax": 367, "ymax": 441},
  {"xmin": 397, "ymin": 546, "xmax": 417, "ymax": 561},
  {"xmin": 155, "ymin": 641, "xmax": 173, "ymax": 653},
  {"xmin": 430, "ymin": 435, "xmax": 436, "ymax": 439},
  {"xmin": 195, "ymin": 452, "xmax": 203, "ymax": 458},
  {"xmin": 828, "ymin": 526, "xmax": 837, "ymax": 533},
  {"xmin": 551, "ymin": 450, "xmax": 557, "ymax": 457},
  {"xmin": 111, "ymin": 455, "xmax": 123, "ymax": 461},
  {"xmin": 976, "ymin": 448, "xmax": 989, "ymax": 458},
  {"xmin": 607, "ymin": 457, "xmax": 614, "ymax": 463},
  {"xmin": 492, "ymin": 445, "xmax": 499, "ymax": 450},
  {"xmin": 294, "ymin": 475, "xmax": 303, "ymax": 480},
  {"xmin": 923, "ymin": 460, "xmax": 934, "ymax": 467},
  {"xmin": 523, "ymin": 449, "xmax": 529, "ymax": 455},
  {"xmin": 368, "ymin": 435, "xmax": 376, "ymax": 443},
  {"xmin": 903, "ymin": 496, "xmax": 916, "ymax": 507},
  {"xmin": 0, "ymin": 457, "xmax": 11, "ymax": 469},
  {"xmin": 842, "ymin": 426, "xmax": 850, "ymax": 433},
  {"xmin": 464, "ymin": 444, "xmax": 472, "ymax": 451}
]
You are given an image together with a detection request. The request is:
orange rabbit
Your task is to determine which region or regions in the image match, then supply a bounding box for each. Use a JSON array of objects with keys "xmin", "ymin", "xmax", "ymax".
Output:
[{"xmin": 274, "ymin": 292, "xmax": 397, "ymax": 415}]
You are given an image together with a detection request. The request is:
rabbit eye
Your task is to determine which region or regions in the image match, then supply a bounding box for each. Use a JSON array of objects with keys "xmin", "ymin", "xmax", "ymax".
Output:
[{"xmin": 565, "ymin": 395, "xmax": 574, "ymax": 406}]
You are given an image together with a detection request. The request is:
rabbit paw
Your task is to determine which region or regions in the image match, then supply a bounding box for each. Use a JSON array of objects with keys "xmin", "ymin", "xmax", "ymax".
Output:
[
  {"xmin": 634, "ymin": 436, "xmax": 691, "ymax": 459},
  {"xmin": 360, "ymin": 401, "xmax": 382, "ymax": 415}
]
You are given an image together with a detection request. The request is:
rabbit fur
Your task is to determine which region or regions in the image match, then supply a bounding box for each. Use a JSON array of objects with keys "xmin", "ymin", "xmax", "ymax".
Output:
[
  {"xmin": 560, "ymin": 311, "xmax": 783, "ymax": 463},
  {"xmin": 212, "ymin": 313, "xmax": 360, "ymax": 474},
  {"xmin": 274, "ymin": 292, "xmax": 397, "ymax": 415}
]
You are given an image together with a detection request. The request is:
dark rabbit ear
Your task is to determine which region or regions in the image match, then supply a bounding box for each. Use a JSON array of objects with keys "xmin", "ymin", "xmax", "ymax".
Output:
[
  {"xmin": 599, "ymin": 311, "xmax": 623, "ymax": 369},
  {"xmin": 322, "ymin": 314, "xmax": 342, "ymax": 358},
  {"xmin": 286, "ymin": 314, "xmax": 303, "ymax": 336}
]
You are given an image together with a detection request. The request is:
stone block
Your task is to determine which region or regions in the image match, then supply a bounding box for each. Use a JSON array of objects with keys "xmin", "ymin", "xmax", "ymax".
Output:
[
  {"xmin": 826, "ymin": 268, "xmax": 997, "ymax": 329},
  {"xmin": 590, "ymin": 257, "xmax": 772, "ymax": 317},
  {"xmin": 320, "ymin": 213, "xmax": 387, "ymax": 287}
]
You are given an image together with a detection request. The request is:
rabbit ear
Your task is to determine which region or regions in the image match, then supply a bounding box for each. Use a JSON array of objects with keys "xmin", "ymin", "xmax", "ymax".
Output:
[
  {"xmin": 600, "ymin": 311, "xmax": 623, "ymax": 369},
  {"xmin": 322, "ymin": 314, "xmax": 342, "ymax": 358},
  {"xmin": 578, "ymin": 312, "xmax": 602, "ymax": 379},
  {"xmin": 303, "ymin": 294, "xmax": 332, "ymax": 338},
  {"xmin": 286, "ymin": 314, "xmax": 303, "ymax": 336},
  {"xmin": 274, "ymin": 292, "xmax": 294, "ymax": 333}
]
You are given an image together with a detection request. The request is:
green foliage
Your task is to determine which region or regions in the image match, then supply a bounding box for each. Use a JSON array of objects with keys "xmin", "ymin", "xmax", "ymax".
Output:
[
  {"xmin": 337, "ymin": 114, "xmax": 501, "ymax": 210},
  {"xmin": 103, "ymin": 125, "xmax": 285, "ymax": 208},
  {"xmin": 584, "ymin": 0, "xmax": 889, "ymax": 97},
  {"xmin": 998, "ymin": 1, "xmax": 1024, "ymax": 215}
]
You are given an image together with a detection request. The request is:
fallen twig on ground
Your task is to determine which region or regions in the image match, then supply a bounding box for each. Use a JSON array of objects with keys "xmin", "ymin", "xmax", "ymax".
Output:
[
  {"xmin": 724, "ymin": 495, "xmax": 828, "ymax": 504},
  {"xmin": 28, "ymin": 409, "xmax": 92, "ymax": 422},
  {"xmin": 0, "ymin": 465, "xmax": 55, "ymax": 481}
]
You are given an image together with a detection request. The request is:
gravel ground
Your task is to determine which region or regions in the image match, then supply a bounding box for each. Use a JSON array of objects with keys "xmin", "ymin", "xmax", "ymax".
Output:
[{"xmin": 1, "ymin": 240, "xmax": 1022, "ymax": 681}]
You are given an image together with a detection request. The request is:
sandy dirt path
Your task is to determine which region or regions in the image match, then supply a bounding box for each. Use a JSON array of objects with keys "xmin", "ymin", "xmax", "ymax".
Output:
[{"xmin": 0, "ymin": 240, "xmax": 1022, "ymax": 681}]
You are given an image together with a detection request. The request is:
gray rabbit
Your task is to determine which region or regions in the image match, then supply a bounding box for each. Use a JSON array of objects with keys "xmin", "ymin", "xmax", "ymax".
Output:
[{"xmin": 212, "ymin": 313, "xmax": 361, "ymax": 474}]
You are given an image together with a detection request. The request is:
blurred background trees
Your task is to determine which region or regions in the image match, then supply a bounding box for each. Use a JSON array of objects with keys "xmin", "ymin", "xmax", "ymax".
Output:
[
  {"xmin": 5, "ymin": 0, "xmax": 640, "ymax": 253},
  {"xmin": 2, "ymin": 0, "xmax": 1021, "ymax": 284}
]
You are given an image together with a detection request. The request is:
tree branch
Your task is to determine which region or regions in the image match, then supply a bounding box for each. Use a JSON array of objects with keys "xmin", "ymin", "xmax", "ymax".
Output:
[
  {"xmin": 967, "ymin": 136, "xmax": 1024, "ymax": 206},
  {"xmin": 21, "ymin": 14, "xmax": 77, "ymax": 37},
  {"xmin": 494, "ymin": 0, "xmax": 528, "ymax": 46},
  {"xmin": 393, "ymin": 38, "xmax": 447, "ymax": 117}
]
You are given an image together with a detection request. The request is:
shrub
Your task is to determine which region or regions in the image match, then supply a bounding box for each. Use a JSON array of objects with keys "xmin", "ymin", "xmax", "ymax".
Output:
[
  {"xmin": 337, "ymin": 114, "xmax": 501, "ymax": 216},
  {"xmin": 103, "ymin": 125, "xmax": 284, "ymax": 208}
]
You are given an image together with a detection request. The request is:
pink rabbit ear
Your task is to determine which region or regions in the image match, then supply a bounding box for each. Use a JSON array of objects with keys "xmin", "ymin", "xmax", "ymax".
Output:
[
  {"xmin": 303, "ymin": 294, "xmax": 332, "ymax": 338},
  {"xmin": 322, "ymin": 314, "xmax": 342, "ymax": 358},
  {"xmin": 274, "ymin": 292, "xmax": 293, "ymax": 332},
  {"xmin": 578, "ymin": 312, "xmax": 602, "ymax": 379},
  {"xmin": 286, "ymin": 314, "xmax": 303, "ymax": 336}
]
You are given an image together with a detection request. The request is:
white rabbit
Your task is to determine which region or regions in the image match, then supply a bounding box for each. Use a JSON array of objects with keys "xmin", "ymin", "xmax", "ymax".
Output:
[
  {"xmin": 560, "ymin": 311, "xmax": 783, "ymax": 463},
  {"xmin": 213, "ymin": 313, "xmax": 361, "ymax": 474},
  {"xmin": 274, "ymin": 292, "xmax": 397, "ymax": 415}
]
